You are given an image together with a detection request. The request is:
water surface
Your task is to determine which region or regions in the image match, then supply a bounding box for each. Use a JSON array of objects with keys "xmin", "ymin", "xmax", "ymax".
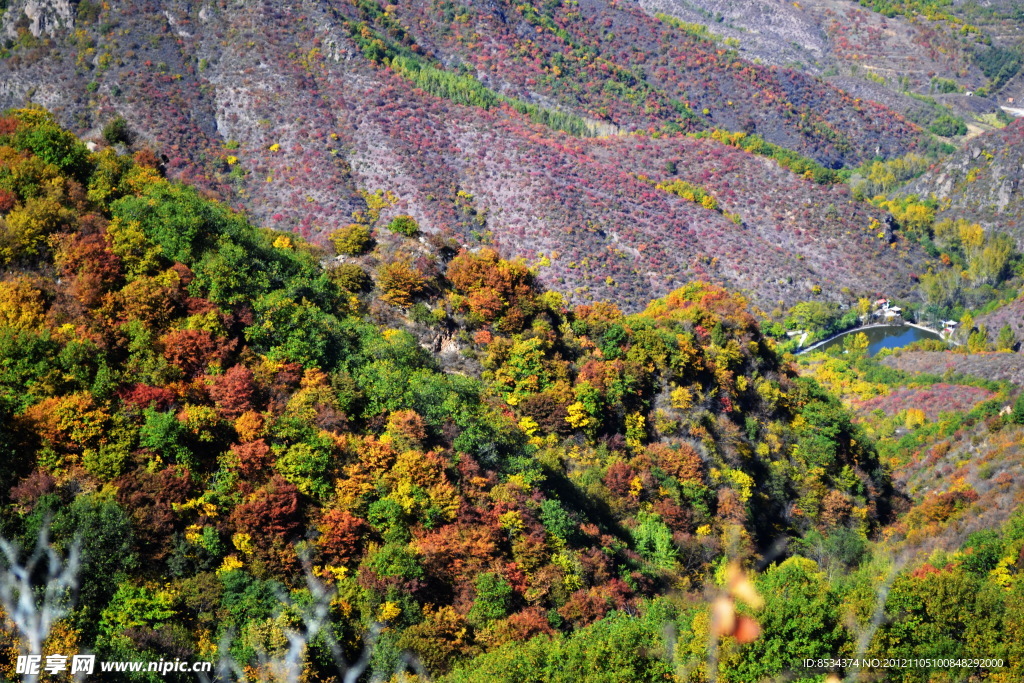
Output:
[{"xmin": 816, "ymin": 325, "xmax": 944, "ymax": 357}]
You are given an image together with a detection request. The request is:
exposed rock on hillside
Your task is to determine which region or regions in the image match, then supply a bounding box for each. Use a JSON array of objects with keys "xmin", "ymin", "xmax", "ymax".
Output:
[
  {"xmin": 638, "ymin": 0, "xmax": 987, "ymax": 92},
  {"xmin": 904, "ymin": 119, "xmax": 1024, "ymax": 244},
  {"xmin": 0, "ymin": 0, "xmax": 75, "ymax": 39}
]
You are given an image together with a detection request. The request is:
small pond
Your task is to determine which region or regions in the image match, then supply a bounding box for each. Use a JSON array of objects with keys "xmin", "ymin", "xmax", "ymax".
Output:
[{"xmin": 812, "ymin": 325, "xmax": 945, "ymax": 357}]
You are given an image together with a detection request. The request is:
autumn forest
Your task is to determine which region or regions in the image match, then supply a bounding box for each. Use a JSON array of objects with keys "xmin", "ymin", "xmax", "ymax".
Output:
[{"xmin": 2, "ymin": 0, "xmax": 1024, "ymax": 681}]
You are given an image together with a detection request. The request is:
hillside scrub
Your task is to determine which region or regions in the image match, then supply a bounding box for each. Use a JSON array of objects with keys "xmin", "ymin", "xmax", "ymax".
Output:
[{"xmin": 2, "ymin": 109, "xmax": 1009, "ymax": 681}]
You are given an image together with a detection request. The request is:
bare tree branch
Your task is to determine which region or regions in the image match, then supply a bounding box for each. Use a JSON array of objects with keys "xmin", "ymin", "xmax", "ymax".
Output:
[{"xmin": 0, "ymin": 524, "xmax": 80, "ymax": 683}]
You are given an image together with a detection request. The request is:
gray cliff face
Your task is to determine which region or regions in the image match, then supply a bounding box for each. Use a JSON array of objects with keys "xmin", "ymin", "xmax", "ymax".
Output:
[
  {"xmin": 2, "ymin": 0, "xmax": 76, "ymax": 39},
  {"xmin": 903, "ymin": 118, "xmax": 1024, "ymax": 244}
]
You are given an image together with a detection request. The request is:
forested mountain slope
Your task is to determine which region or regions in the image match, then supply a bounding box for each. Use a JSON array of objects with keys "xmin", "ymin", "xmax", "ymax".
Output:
[
  {"xmin": 4, "ymin": 109, "xmax": 1023, "ymax": 682},
  {"xmin": 0, "ymin": 0, "xmax": 935, "ymax": 310},
  {"xmin": 2, "ymin": 0, "xmax": 1024, "ymax": 677}
]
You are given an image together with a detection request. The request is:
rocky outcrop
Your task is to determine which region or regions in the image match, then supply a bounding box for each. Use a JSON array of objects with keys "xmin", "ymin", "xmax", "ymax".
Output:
[
  {"xmin": 1, "ymin": 0, "xmax": 76, "ymax": 39},
  {"xmin": 903, "ymin": 118, "xmax": 1024, "ymax": 244}
]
